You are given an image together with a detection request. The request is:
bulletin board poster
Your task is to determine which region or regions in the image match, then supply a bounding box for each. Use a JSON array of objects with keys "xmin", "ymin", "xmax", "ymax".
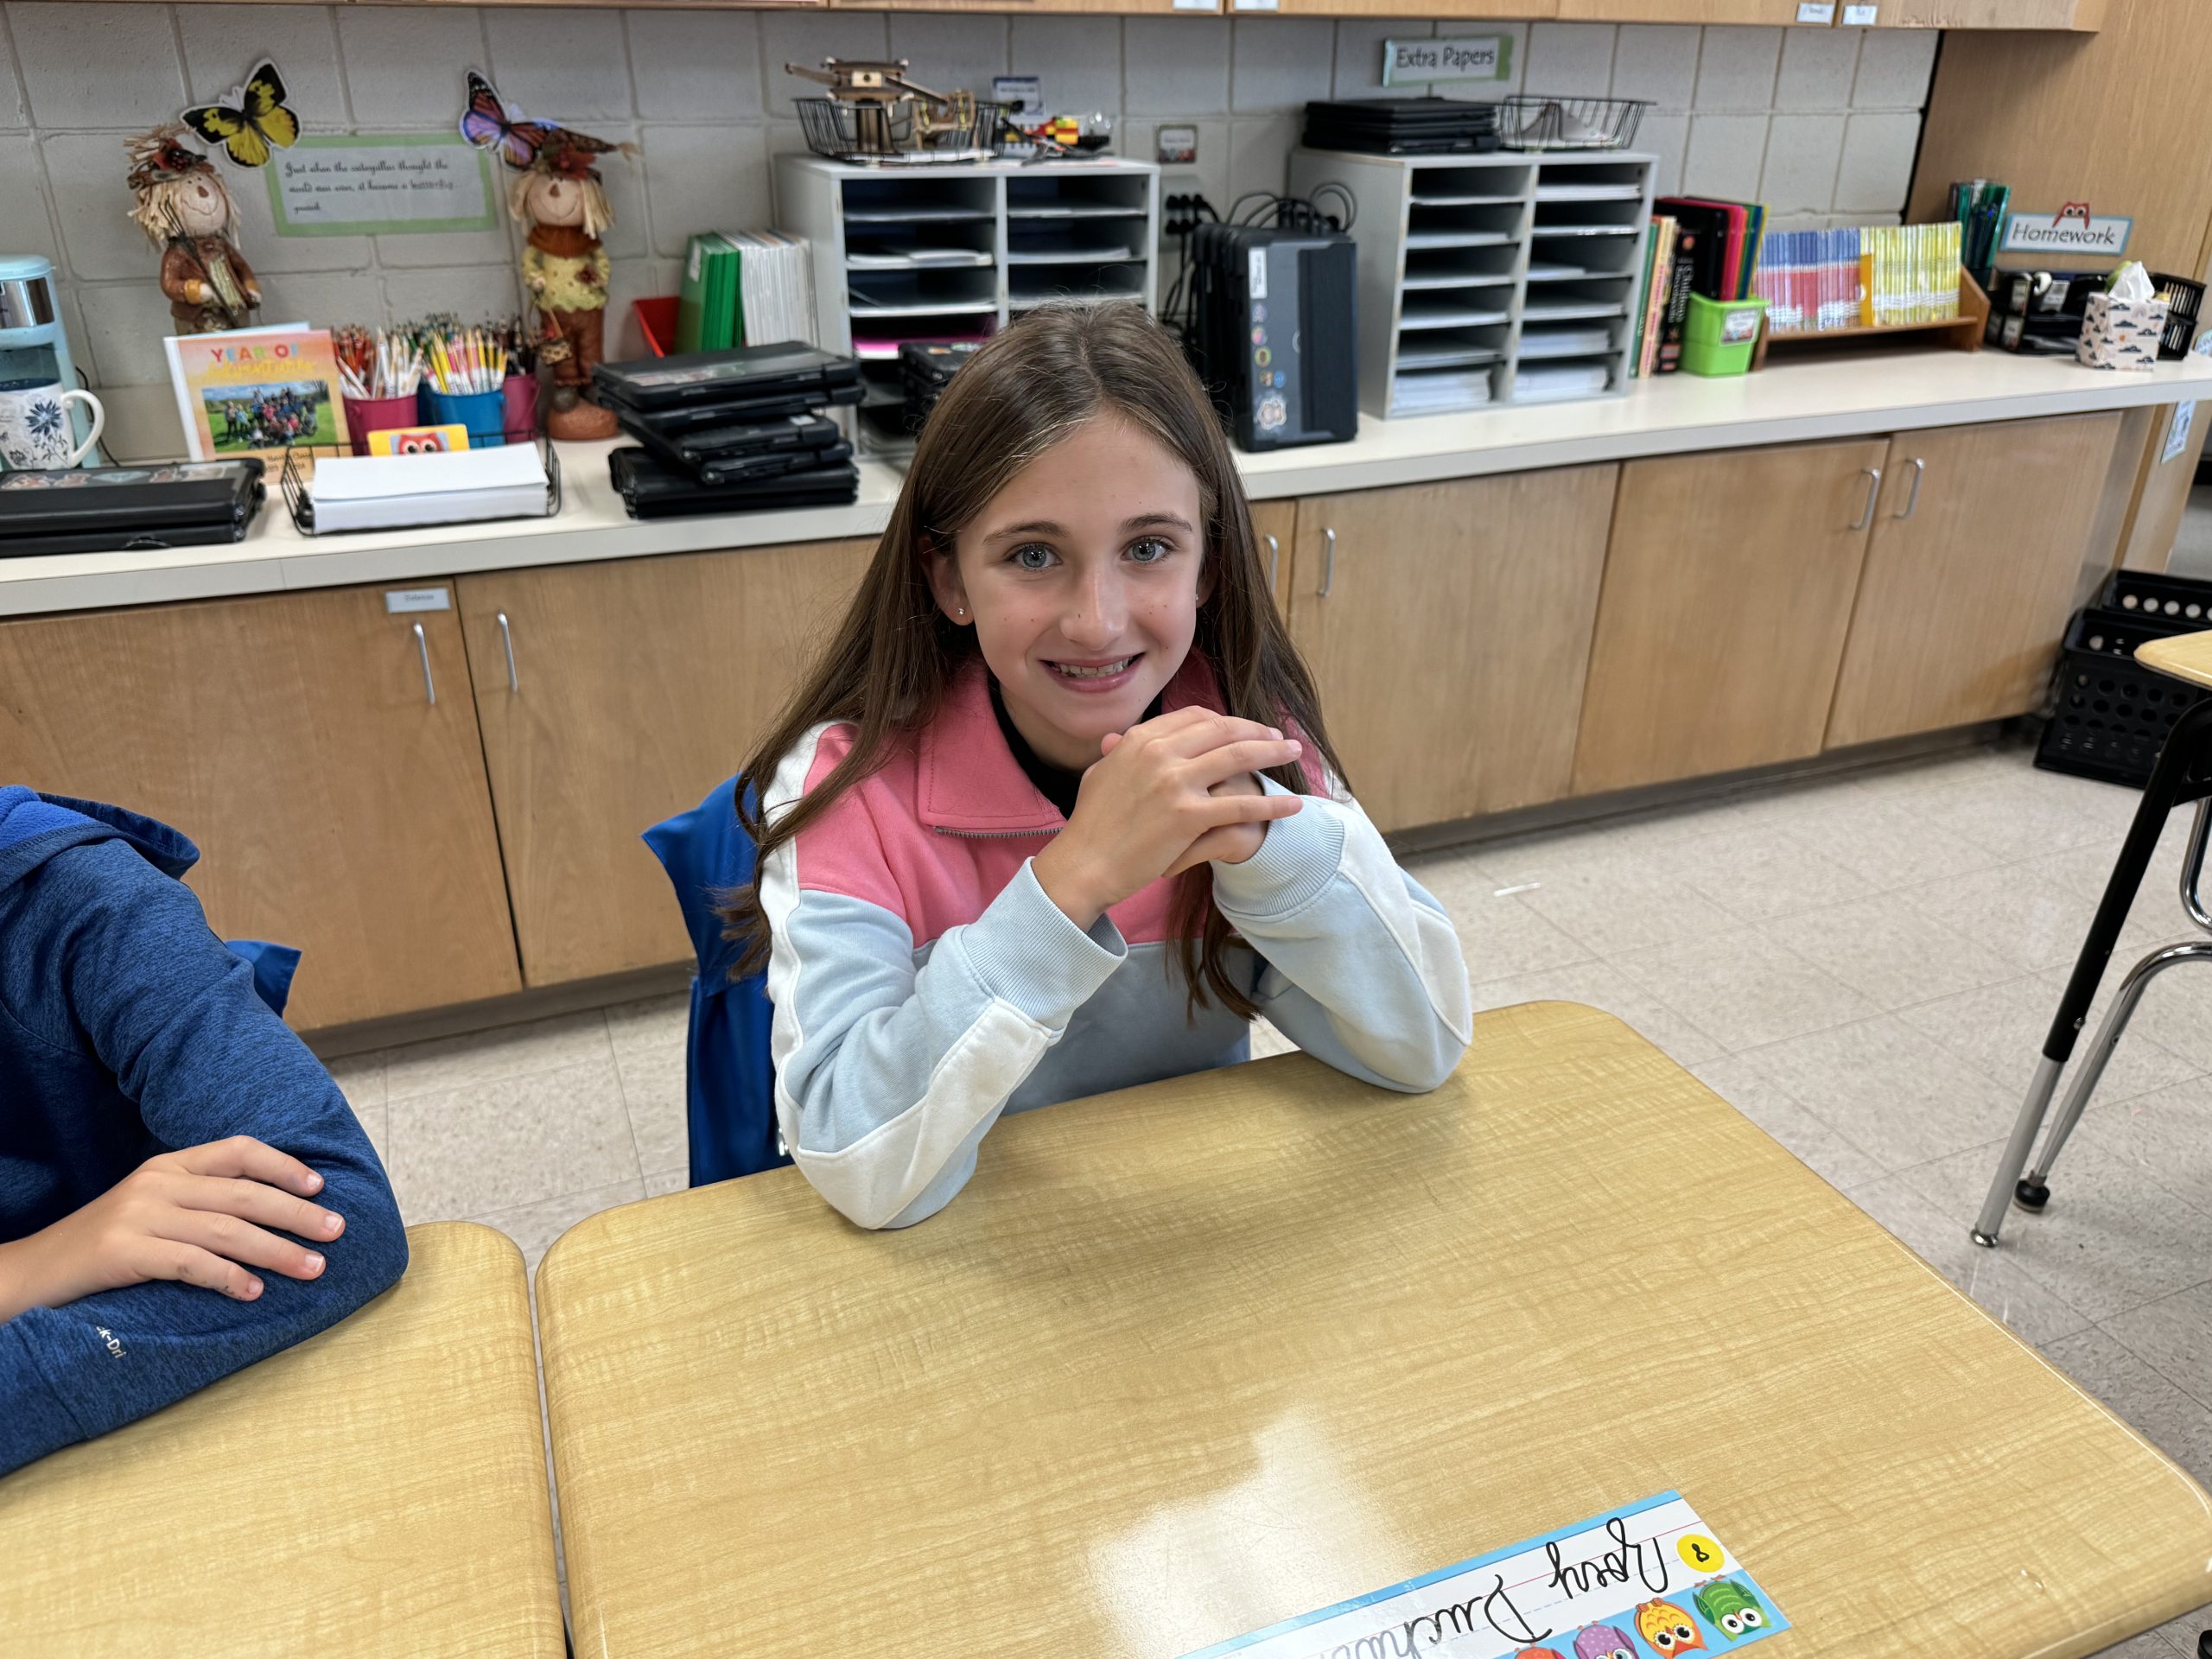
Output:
[
  {"xmin": 267, "ymin": 134, "xmax": 498, "ymax": 238},
  {"xmin": 1179, "ymin": 1492, "xmax": 1789, "ymax": 1659}
]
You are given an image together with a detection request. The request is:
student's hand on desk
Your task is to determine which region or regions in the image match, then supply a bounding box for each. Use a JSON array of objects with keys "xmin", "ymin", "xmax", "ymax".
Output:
[
  {"xmin": 0, "ymin": 1137, "xmax": 345, "ymax": 1322},
  {"xmin": 1033, "ymin": 708, "xmax": 1302, "ymax": 928}
]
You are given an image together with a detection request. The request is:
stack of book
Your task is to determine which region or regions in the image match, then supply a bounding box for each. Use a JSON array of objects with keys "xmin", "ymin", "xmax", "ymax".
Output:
[
  {"xmin": 675, "ymin": 232, "xmax": 819, "ymax": 355},
  {"xmin": 1751, "ymin": 221, "xmax": 1962, "ymax": 335},
  {"xmin": 1632, "ymin": 197, "xmax": 1767, "ymax": 377},
  {"xmin": 597, "ymin": 343, "xmax": 865, "ymax": 521}
]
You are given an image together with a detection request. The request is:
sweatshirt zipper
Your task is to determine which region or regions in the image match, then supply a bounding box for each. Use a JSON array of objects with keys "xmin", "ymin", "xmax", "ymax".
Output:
[{"xmin": 931, "ymin": 825, "xmax": 1059, "ymax": 840}]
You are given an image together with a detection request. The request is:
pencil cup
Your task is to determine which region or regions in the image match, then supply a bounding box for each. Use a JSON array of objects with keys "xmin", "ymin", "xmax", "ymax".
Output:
[
  {"xmin": 417, "ymin": 386, "xmax": 507, "ymax": 448},
  {"xmin": 500, "ymin": 375, "xmax": 537, "ymax": 444},
  {"xmin": 343, "ymin": 394, "xmax": 419, "ymax": 451}
]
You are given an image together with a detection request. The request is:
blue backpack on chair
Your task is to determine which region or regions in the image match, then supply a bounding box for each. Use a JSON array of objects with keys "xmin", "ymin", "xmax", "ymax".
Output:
[{"xmin": 643, "ymin": 775, "xmax": 790, "ymax": 1187}]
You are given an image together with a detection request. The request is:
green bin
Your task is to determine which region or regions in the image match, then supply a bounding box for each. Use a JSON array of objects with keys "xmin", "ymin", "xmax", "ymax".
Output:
[{"xmin": 1681, "ymin": 295, "xmax": 1769, "ymax": 377}]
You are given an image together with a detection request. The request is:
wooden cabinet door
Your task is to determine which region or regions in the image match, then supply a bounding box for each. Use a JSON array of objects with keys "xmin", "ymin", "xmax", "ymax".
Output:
[
  {"xmin": 0, "ymin": 586, "xmax": 519, "ymax": 1030},
  {"xmin": 1285, "ymin": 467, "xmax": 1618, "ymax": 833},
  {"xmin": 1827, "ymin": 412, "xmax": 2124, "ymax": 748},
  {"xmin": 458, "ymin": 539, "xmax": 873, "ymax": 988},
  {"xmin": 1572, "ymin": 437, "xmax": 1888, "ymax": 796},
  {"xmin": 1249, "ymin": 497, "xmax": 1298, "ymax": 607}
]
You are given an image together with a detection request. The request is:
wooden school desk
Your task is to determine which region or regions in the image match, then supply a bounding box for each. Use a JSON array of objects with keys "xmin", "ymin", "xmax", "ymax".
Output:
[
  {"xmin": 536, "ymin": 1001, "xmax": 2212, "ymax": 1658},
  {"xmin": 0, "ymin": 1222, "xmax": 565, "ymax": 1658}
]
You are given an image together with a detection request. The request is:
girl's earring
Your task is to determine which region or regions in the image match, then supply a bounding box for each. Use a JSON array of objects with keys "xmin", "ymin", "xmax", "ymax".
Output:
[{"xmin": 955, "ymin": 606, "xmax": 965, "ymax": 618}]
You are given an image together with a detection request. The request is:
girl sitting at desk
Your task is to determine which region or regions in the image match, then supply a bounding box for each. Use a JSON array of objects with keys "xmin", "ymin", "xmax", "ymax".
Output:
[{"xmin": 722, "ymin": 302, "xmax": 1472, "ymax": 1231}]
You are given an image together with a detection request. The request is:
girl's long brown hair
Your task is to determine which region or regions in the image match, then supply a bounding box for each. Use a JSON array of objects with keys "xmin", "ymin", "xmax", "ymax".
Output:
[{"xmin": 721, "ymin": 300, "xmax": 1346, "ymax": 1020}]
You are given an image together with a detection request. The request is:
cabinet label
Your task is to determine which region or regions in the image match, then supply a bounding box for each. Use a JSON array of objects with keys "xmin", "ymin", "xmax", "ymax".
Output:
[
  {"xmin": 1796, "ymin": 3, "xmax": 1836, "ymax": 20},
  {"xmin": 1840, "ymin": 3, "xmax": 1878, "ymax": 22},
  {"xmin": 385, "ymin": 588, "xmax": 451, "ymax": 613},
  {"xmin": 1170, "ymin": 0, "xmax": 1221, "ymax": 11},
  {"xmin": 1232, "ymin": 0, "xmax": 1281, "ymax": 11}
]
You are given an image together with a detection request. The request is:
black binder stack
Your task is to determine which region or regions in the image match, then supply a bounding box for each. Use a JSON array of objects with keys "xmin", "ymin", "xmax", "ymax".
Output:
[
  {"xmin": 595, "ymin": 343, "xmax": 866, "ymax": 519},
  {"xmin": 898, "ymin": 340, "xmax": 979, "ymax": 436},
  {"xmin": 1301, "ymin": 98, "xmax": 1499, "ymax": 156}
]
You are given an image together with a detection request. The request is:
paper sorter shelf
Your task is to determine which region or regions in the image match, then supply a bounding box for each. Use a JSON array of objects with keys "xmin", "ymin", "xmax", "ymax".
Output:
[
  {"xmin": 1529, "ymin": 224, "xmax": 1642, "ymax": 238},
  {"xmin": 843, "ymin": 207, "xmax": 994, "ymax": 224},
  {"xmin": 1399, "ymin": 302, "xmax": 1510, "ymax": 330},
  {"xmin": 1006, "ymin": 205, "xmax": 1148, "ymax": 219},
  {"xmin": 1518, "ymin": 324, "xmax": 1615, "ymax": 357},
  {"xmin": 845, "ymin": 249, "xmax": 994, "ymax": 269},
  {"xmin": 1406, "ymin": 231, "xmax": 1515, "ymax": 250},
  {"xmin": 1395, "ymin": 342, "xmax": 1505, "ymax": 370},
  {"xmin": 1535, "ymin": 182, "xmax": 1643, "ymax": 201},
  {"xmin": 1006, "ymin": 246, "xmax": 1139, "ymax": 264},
  {"xmin": 846, "ymin": 296, "xmax": 1000, "ymax": 317},
  {"xmin": 1410, "ymin": 193, "xmax": 1524, "ymax": 207},
  {"xmin": 1402, "ymin": 271, "xmax": 1516, "ymax": 290},
  {"xmin": 1522, "ymin": 300, "xmax": 1629, "ymax": 322}
]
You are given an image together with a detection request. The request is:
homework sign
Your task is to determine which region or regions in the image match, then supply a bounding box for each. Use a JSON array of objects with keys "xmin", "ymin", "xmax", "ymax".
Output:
[
  {"xmin": 1179, "ymin": 1492, "xmax": 1789, "ymax": 1659},
  {"xmin": 1998, "ymin": 204, "xmax": 2133, "ymax": 258}
]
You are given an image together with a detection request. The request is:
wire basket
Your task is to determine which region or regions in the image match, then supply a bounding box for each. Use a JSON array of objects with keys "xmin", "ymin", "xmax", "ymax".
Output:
[
  {"xmin": 1498, "ymin": 95, "xmax": 1651, "ymax": 152},
  {"xmin": 280, "ymin": 437, "xmax": 562, "ymax": 537},
  {"xmin": 2149, "ymin": 270, "xmax": 2206, "ymax": 359},
  {"xmin": 797, "ymin": 98, "xmax": 913, "ymax": 159},
  {"xmin": 796, "ymin": 97, "xmax": 1011, "ymax": 161}
]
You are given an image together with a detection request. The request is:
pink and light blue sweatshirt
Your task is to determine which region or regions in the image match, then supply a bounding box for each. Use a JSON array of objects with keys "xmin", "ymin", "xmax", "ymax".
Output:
[{"xmin": 758, "ymin": 655, "xmax": 1474, "ymax": 1230}]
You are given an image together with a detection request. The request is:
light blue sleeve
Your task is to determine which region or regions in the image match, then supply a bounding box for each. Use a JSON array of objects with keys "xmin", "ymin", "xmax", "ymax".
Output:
[
  {"xmin": 1209, "ymin": 778, "xmax": 1472, "ymax": 1092},
  {"xmin": 761, "ymin": 843, "xmax": 1127, "ymax": 1231}
]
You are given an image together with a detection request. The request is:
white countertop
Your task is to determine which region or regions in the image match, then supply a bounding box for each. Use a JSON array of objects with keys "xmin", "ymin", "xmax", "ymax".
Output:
[{"xmin": 7, "ymin": 349, "xmax": 2210, "ymax": 620}]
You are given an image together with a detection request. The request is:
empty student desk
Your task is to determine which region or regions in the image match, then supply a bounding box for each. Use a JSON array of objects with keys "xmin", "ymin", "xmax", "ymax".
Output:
[
  {"xmin": 537, "ymin": 1002, "xmax": 2212, "ymax": 1658},
  {"xmin": 0, "ymin": 1222, "xmax": 564, "ymax": 1658}
]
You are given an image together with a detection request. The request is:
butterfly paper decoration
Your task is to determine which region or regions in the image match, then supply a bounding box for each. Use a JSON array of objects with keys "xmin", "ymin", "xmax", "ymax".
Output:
[
  {"xmin": 181, "ymin": 60, "xmax": 300, "ymax": 168},
  {"xmin": 458, "ymin": 71, "xmax": 562, "ymax": 171}
]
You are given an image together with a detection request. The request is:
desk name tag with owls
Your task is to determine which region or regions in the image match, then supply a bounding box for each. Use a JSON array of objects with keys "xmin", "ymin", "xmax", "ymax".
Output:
[{"xmin": 1179, "ymin": 1491, "xmax": 1789, "ymax": 1659}]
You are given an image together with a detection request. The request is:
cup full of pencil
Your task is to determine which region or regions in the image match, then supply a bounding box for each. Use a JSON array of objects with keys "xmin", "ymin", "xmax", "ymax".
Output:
[
  {"xmin": 335, "ymin": 326, "xmax": 429, "ymax": 453},
  {"xmin": 414, "ymin": 323, "xmax": 513, "ymax": 448}
]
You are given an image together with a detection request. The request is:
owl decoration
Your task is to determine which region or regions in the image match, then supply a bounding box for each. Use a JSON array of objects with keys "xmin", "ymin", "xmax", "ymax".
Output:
[
  {"xmin": 1691, "ymin": 1580, "xmax": 1768, "ymax": 1642},
  {"xmin": 1634, "ymin": 1599, "xmax": 1707, "ymax": 1656},
  {"xmin": 1572, "ymin": 1623, "xmax": 1639, "ymax": 1659}
]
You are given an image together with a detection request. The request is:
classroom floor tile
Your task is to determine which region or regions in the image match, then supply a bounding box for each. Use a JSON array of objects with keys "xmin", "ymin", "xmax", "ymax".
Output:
[{"xmin": 341, "ymin": 732, "xmax": 2212, "ymax": 1654}]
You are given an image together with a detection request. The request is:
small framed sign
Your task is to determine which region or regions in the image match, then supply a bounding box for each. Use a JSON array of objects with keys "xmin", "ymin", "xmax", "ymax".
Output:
[
  {"xmin": 267, "ymin": 134, "xmax": 497, "ymax": 238},
  {"xmin": 1999, "ymin": 207, "xmax": 2134, "ymax": 258},
  {"xmin": 1157, "ymin": 124, "xmax": 1198, "ymax": 166},
  {"xmin": 1382, "ymin": 35, "xmax": 1514, "ymax": 87}
]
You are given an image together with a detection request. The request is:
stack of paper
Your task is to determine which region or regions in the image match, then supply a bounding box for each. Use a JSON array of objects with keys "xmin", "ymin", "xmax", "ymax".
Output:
[
  {"xmin": 677, "ymin": 232, "xmax": 819, "ymax": 353},
  {"xmin": 1390, "ymin": 368, "xmax": 1493, "ymax": 416},
  {"xmin": 308, "ymin": 444, "xmax": 550, "ymax": 533}
]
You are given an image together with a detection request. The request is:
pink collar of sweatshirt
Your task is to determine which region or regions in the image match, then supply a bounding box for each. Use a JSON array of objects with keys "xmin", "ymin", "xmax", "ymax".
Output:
[{"xmin": 913, "ymin": 652, "xmax": 1225, "ymax": 835}]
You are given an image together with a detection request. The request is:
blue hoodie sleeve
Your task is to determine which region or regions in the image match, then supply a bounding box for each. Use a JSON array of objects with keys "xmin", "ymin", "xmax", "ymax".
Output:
[{"xmin": 0, "ymin": 838, "xmax": 409, "ymax": 1478}]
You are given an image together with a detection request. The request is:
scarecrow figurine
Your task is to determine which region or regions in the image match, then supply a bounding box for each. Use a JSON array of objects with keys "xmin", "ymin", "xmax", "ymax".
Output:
[
  {"xmin": 508, "ymin": 130, "xmax": 626, "ymax": 441},
  {"xmin": 124, "ymin": 124, "xmax": 261, "ymax": 334}
]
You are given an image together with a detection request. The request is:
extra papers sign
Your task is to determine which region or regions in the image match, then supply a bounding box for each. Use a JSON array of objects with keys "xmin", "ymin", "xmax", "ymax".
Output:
[
  {"xmin": 1999, "ymin": 204, "xmax": 2134, "ymax": 257},
  {"xmin": 1382, "ymin": 35, "xmax": 1514, "ymax": 86}
]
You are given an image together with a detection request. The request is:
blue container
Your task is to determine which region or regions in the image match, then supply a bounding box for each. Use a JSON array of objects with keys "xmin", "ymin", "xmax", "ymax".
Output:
[{"xmin": 416, "ymin": 386, "xmax": 506, "ymax": 448}]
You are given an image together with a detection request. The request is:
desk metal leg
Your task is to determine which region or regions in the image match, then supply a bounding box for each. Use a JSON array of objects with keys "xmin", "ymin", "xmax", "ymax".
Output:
[
  {"xmin": 2015, "ymin": 939, "xmax": 2212, "ymax": 1209},
  {"xmin": 1973, "ymin": 700, "xmax": 2212, "ymax": 1248}
]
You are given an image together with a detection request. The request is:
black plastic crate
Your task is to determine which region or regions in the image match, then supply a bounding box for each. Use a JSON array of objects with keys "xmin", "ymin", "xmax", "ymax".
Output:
[
  {"xmin": 2105, "ymin": 567, "xmax": 2212, "ymax": 625},
  {"xmin": 2036, "ymin": 646, "xmax": 2207, "ymax": 788}
]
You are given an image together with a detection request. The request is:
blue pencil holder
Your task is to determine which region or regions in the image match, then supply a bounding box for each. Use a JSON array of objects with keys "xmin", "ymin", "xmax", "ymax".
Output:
[{"xmin": 416, "ymin": 386, "xmax": 507, "ymax": 448}]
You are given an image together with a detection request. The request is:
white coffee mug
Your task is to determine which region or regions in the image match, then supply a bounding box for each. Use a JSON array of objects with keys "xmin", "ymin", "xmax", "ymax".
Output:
[{"xmin": 0, "ymin": 378, "xmax": 104, "ymax": 470}]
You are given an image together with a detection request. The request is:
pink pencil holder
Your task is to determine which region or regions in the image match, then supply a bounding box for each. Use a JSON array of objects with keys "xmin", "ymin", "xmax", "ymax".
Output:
[
  {"xmin": 342, "ymin": 394, "xmax": 418, "ymax": 451},
  {"xmin": 501, "ymin": 375, "xmax": 538, "ymax": 444}
]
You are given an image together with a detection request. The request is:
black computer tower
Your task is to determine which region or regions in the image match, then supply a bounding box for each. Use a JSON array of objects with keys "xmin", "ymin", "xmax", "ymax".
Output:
[{"xmin": 1187, "ymin": 224, "xmax": 1358, "ymax": 452}]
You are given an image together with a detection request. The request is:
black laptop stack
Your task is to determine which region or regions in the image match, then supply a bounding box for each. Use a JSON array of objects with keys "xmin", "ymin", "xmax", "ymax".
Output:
[
  {"xmin": 1301, "ymin": 98, "xmax": 1499, "ymax": 156},
  {"xmin": 596, "ymin": 342, "xmax": 865, "ymax": 520},
  {"xmin": 898, "ymin": 340, "xmax": 979, "ymax": 436},
  {"xmin": 0, "ymin": 459, "xmax": 265, "ymax": 556}
]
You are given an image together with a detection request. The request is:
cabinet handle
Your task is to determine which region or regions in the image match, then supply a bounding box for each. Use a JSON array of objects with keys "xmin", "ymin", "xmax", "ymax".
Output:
[
  {"xmin": 1318, "ymin": 527, "xmax": 1336, "ymax": 598},
  {"xmin": 497, "ymin": 610, "xmax": 519, "ymax": 692},
  {"xmin": 1851, "ymin": 466, "xmax": 1882, "ymax": 531},
  {"xmin": 411, "ymin": 621, "xmax": 435, "ymax": 707},
  {"xmin": 1895, "ymin": 456, "xmax": 1925, "ymax": 521},
  {"xmin": 1263, "ymin": 533, "xmax": 1279, "ymax": 594}
]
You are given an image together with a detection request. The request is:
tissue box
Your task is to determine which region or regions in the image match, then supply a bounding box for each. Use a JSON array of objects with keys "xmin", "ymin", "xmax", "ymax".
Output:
[{"xmin": 2077, "ymin": 292, "xmax": 2170, "ymax": 371}]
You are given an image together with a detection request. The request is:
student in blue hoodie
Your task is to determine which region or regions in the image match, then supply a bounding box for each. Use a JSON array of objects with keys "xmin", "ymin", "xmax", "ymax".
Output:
[{"xmin": 0, "ymin": 787, "xmax": 408, "ymax": 1478}]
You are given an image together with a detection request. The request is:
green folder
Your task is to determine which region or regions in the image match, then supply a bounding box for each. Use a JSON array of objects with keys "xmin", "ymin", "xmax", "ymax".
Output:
[
  {"xmin": 714, "ymin": 234, "xmax": 742, "ymax": 350},
  {"xmin": 677, "ymin": 233, "xmax": 745, "ymax": 353}
]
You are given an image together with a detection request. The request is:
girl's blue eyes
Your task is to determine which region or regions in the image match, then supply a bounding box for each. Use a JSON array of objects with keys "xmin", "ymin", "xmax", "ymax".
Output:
[{"xmin": 1008, "ymin": 537, "xmax": 1174, "ymax": 572}]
